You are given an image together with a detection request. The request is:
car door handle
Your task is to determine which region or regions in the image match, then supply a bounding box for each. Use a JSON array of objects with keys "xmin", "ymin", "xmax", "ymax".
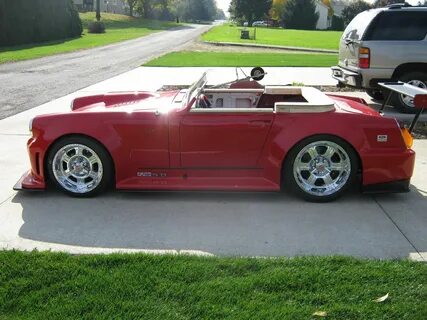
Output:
[{"xmin": 248, "ymin": 120, "xmax": 272, "ymax": 127}]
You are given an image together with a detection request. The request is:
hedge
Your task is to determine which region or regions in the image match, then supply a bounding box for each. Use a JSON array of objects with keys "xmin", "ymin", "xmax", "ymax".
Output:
[{"xmin": 0, "ymin": 0, "xmax": 82, "ymax": 47}]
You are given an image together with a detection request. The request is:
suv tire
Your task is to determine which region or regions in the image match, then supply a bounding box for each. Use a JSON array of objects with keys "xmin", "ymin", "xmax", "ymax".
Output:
[
  {"xmin": 366, "ymin": 89, "xmax": 384, "ymax": 101},
  {"xmin": 393, "ymin": 72, "xmax": 427, "ymax": 114}
]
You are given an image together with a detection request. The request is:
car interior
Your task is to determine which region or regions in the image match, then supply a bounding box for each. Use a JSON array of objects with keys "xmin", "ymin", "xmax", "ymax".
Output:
[{"xmin": 193, "ymin": 86, "xmax": 336, "ymax": 113}]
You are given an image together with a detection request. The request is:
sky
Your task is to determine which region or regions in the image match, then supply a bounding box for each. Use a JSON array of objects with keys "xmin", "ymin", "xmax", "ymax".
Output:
[{"xmin": 216, "ymin": 0, "xmax": 231, "ymax": 14}]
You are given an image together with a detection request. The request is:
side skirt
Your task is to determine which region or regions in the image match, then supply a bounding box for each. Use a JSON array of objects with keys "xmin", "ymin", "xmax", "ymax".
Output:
[{"xmin": 116, "ymin": 168, "xmax": 280, "ymax": 192}]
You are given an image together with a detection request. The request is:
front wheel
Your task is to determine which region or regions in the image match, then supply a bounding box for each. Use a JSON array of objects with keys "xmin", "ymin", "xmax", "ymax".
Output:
[
  {"xmin": 47, "ymin": 136, "xmax": 113, "ymax": 197},
  {"xmin": 283, "ymin": 136, "xmax": 358, "ymax": 202}
]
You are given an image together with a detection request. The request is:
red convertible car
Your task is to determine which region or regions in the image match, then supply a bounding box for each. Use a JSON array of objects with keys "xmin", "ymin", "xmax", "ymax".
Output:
[{"xmin": 15, "ymin": 69, "xmax": 425, "ymax": 202}]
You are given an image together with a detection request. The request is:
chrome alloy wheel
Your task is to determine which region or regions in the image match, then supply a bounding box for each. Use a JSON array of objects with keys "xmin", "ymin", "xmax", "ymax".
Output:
[
  {"xmin": 400, "ymin": 80, "xmax": 427, "ymax": 108},
  {"xmin": 52, "ymin": 144, "xmax": 104, "ymax": 194},
  {"xmin": 293, "ymin": 141, "xmax": 351, "ymax": 196}
]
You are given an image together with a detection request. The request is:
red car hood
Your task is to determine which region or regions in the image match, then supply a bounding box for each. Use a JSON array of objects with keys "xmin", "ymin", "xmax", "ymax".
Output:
[{"xmin": 71, "ymin": 90, "xmax": 181, "ymax": 113}]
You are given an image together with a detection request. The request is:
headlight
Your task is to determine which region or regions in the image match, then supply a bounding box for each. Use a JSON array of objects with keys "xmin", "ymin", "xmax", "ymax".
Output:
[{"xmin": 29, "ymin": 118, "xmax": 34, "ymax": 132}]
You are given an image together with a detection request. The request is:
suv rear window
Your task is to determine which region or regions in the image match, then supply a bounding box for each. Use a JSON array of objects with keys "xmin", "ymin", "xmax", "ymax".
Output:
[
  {"xmin": 342, "ymin": 10, "xmax": 379, "ymax": 41},
  {"xmin": 364, "ymin": 11, "xmax": 427, "ymax": 41}
]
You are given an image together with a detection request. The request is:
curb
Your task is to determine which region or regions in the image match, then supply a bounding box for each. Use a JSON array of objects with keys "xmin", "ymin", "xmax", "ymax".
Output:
[{"xmin": 204, "ymin": 41, "xmax": 338, "ymax": 54}]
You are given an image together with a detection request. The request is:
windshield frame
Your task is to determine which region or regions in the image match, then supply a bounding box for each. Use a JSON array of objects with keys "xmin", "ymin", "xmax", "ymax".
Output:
[{"xmin": 182, "ymin": 72, "xmax": 208, "ymax": 110}]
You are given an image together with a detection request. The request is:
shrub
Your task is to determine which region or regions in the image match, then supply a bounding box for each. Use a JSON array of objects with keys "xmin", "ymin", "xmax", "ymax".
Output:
[
  {"xmin": 88, "ymin": 21, "xmax": 106, "ymax": 34},
  {"xmin": 0, "ymin": 0, "xmax": 82, "ymax": 47}
]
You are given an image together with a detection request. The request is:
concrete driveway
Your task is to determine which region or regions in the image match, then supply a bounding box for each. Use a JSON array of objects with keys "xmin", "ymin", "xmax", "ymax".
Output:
[{"xmin": 0, "ymin": 67, "xmax": 426, "ymax": 261}]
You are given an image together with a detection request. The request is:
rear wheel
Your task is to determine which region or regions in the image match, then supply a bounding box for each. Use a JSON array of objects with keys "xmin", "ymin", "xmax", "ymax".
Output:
[
  {"xmin": 283, "ymin": 136, "xmax": 358, "ymax": 202},
  {"xmin": 393, "ymin": 72, "xmax": 427, "ymax": 114},
  {"xmin": 47, "ymin": 136, "xmax": 113, "ymax": 197}
]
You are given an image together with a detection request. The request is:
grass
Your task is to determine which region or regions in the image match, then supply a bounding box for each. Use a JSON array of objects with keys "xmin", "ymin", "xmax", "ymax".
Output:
[
  {"xmin": 0, "ymin": 251, "xmax": 426, "ymax": 319},
  {"xmin": 0, "ymin": 12, "xmax": 179, "ymax": 64},
  {"xmin": 145, "ymin": 51, "xmax": 337, "ymax": 67},
  {"xmin": 202, "ymin": 25, "xmax": 342, "ymax": 51}
]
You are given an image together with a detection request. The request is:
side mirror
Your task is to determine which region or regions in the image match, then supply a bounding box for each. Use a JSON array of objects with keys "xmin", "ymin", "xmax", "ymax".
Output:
[{"xmin": 250, "ymin": 67, "xmax": 266, "ymax": 81}]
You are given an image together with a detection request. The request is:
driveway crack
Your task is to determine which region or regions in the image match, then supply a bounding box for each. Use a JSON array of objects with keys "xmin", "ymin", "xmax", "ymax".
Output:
[{"xmin": 373, "ymin": 196, "xmax": 425, "ymax": 262}]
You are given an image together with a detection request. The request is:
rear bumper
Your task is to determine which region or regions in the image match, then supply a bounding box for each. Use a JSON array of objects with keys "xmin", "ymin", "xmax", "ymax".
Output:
[
  {"xmin": 13, "ymin": 171, "xmax": 46, "ymax": 191},
  {"xmin": 362, "ymin": 148, "xmax": 415, "ymax": 192},
  {"xmin": 331, "ymin": 66, "xmax": 395, "ymax": 89},
  {"xmin": 331, "ymin": 66, "xmax": 362, "ymax": 88}
]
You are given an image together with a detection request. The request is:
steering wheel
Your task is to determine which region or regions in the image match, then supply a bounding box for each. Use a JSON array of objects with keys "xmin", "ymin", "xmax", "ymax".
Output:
[{"xmin": 198, "ymin": 94, "xmax": 212, "ymax": 108}]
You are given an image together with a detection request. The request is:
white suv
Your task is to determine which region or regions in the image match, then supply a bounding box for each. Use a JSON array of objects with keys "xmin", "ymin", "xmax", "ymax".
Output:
[{"xmin": 331, "ymin": 4, "xmax": 427, "ymax": 113}]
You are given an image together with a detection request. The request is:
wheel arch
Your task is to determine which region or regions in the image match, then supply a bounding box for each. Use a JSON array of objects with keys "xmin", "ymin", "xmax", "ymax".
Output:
[
  {"xmin": 43, "ymin": 133, "xmax": 116, "ymax": 187},
  {"xmin": 392, "ymin": 63, "xmax": 427, "ymax": 79},
  {"xmin": 279, "ymin": 133, "xmax": 363, "ymax": 189}
]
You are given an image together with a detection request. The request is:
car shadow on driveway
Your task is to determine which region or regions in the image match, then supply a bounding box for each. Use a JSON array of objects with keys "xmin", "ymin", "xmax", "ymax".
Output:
[{"xmin": 12, "ymin": 187, "xmax": 425, "ymax": 259}]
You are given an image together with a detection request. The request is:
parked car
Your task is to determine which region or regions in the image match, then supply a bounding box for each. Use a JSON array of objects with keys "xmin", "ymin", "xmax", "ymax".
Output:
[
  {"xmin": 252, "ymin": 21, "xmax": 268, "ymax": 27},
  {"xmin": 331, "ymin": 4, "xmax": 427, "ymax": 113},
  {"xmin": 16, "ymin": 69, "xmax": 421, "ymax": 202}
]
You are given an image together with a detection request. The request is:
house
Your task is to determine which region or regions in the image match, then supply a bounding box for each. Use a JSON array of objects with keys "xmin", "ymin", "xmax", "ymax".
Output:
[
  {"xmin": 73, "ymin": 0, "xmax": 129, "ymax": 15},
  {"xmin": 331, "ymin": 0, "xmax": 347, "ymax": 18},
  {"xmin": 315, "ymin": 1, "xmax": 329, "ymax": 29}
]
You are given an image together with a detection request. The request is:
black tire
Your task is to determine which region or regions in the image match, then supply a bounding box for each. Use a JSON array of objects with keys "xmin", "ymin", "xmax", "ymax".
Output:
[
  {"xmin": 366, "ymin": 89, "xmax": 384, "ymax": 101},
  {"xmin": 283, "ymin": 135, "xmax": 358, "ymax": 202},
  {"xmin": 392, "ymin": 72, "xmax": 427, "ymax": 114},
  {"xmin": 47, "ymin": 136, "xmax": 114, "ymax": 197}
]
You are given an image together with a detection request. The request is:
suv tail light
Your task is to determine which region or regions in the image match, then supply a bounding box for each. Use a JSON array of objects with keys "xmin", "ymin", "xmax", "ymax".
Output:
[{"xmin": 359, "ymin": 47, "xmax": 370, "ymax": 69}]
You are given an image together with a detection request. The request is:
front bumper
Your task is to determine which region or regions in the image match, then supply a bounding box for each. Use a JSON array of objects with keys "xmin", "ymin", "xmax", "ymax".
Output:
[
  {"xmin": 13, "ymin": 171, "xmax": 46, "ymax": 191},
  {"xmin": 331, "ymin": 66, "xmax": 362, "ymax": 88}
]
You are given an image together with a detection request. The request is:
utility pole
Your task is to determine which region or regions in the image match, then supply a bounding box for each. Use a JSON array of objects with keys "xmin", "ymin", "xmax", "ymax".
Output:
[{"xmin": 96, "ymin": 0, "xmax": 101, "ymax": 21}]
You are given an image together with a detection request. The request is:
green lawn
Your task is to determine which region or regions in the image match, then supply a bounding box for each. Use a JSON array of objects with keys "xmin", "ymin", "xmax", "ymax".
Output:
[
  {"xmin": 1, "ymin": 251, "xmax": 426, "ymax": 319},
  {"xmin": 145, "ymin": 51, "xmax": 337, "ymax": 67},
  {"xmin": 0, "ymin": 12, "xmax": 179, "ymax": 64},
  {"xmin": 202, "ymin": 25, "xmax": 342, "ymax": 51}
]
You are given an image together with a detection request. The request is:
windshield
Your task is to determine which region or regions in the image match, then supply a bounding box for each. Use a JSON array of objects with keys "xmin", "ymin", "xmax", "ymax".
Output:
[{"xmin": 342, "ymin": 9, "xmax": 380, "ymax": 41}]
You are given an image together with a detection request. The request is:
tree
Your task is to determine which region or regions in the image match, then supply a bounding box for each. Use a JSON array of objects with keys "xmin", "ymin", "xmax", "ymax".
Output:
[
  {"xmin": 229, "ymin": 0, "xmax": 272, "ymax": 26},
  {"xmin": 270, "ymin": 0, "xmax": 286, "ymax": 21},
  {"xmin": 373, "ymin": 0, "xmax": 402, "ymax": 7},
  {"xmin": 215, "ymin": 9, "xmax": 227, "ymax": 20},
  {"xmin": 282, "ymin": 0, "xmax": 319, "ymax": 30},
  {"xmin": 341, "ymin": 0, "xmax": 371, "ymax": 26},
  {"xmin": 176, "ymin": 0, "xmax": 219, "ymax": 22},
  {"xmin": 127, "ymin": 0, "xmax": 138, "ymax": 16},
  {"xmin": 322, "ymin": 0, "xmax": 334, "ymax": 17}
]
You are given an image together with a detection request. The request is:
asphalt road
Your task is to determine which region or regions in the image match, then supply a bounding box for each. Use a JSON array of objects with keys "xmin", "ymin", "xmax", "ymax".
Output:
[{"xmin": 0, "ymin": 24, "xmax": 211, "ymax": 120}]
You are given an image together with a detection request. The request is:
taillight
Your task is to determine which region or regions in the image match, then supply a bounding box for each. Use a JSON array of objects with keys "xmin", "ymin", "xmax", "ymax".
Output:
[
  {"xmin": 401, "ymin": 128, "xmax": 413, "ymax": 149},
  {"xmin": 359, "ymin": 47, "xmax": 370, "ymax": 69}
]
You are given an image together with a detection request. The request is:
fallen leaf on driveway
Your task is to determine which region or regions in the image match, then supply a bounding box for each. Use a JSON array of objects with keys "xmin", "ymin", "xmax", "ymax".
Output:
[
  {"xmin": 312, "ymin": 311, "xmax": 327, "ymax": 317},
  {"xmin": 373, "ymin": 293, "xmax": 389, "ymax": 303}
]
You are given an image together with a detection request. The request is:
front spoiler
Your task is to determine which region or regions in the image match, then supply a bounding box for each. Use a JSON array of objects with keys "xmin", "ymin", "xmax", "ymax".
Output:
[
  {"xmin": 13, "ymin": 171, "xmax": 46, "ymax": 191},
  {"xmin": 362, "ymin": 179, "xmax": 411, "ymax": 194}
]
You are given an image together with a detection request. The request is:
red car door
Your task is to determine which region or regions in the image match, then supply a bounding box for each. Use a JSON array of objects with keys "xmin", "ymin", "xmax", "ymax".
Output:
[{"xmin": 180, "ymin": 111, "xmax": 274, "ymax": 168}]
